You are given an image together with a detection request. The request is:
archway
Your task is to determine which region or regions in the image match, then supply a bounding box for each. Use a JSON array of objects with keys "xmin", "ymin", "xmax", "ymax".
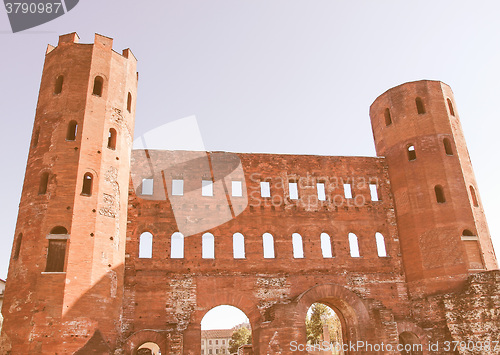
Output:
[
  {"xmin": 306, "ymin": 302, "xmax": 344, "ymax": 354},
  {"xmin": 398, "ymin": 331, "xmax": 423, "ymax": 355},
  {"xmin": 137, "ymin": 342, "xmax": 161, "ymax": 355}
]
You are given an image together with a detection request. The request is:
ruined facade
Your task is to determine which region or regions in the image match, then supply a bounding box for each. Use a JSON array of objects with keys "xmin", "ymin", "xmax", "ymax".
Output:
[{"xmin": 1, "ymin": 33, "xmax": 499, "ymax": 354}]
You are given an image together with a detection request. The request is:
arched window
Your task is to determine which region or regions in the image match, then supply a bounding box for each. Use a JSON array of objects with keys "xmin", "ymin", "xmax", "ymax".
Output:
[
  {"xmin": 434, "ymin": 185, "xmax": 445, "ymax": 203},
  {"xmin": 202, "ymin": 233, "xmax": 215, "ymax": 259},
  {"xmin": 66, "ymin": 120, "xmax": 78, "ymax": 141},
  {"xmin": 375, "ymin": 232, "xmax": 387, "ymax": 257},
  {"xmin": 407, "ymin": 144, "xmax": 416, "ymax": 161},
  {"xmin": 92, "ymin": 76, "xmax": 103, "ymax": 96},
  {"xmin": 50, "ymin": 226, "xmax": 68, "ymax": 234},
  {"xmin": 139, "ymin": 232, "xmax": 153, "ymax": 258},
  {"xmin": 292, "ymin": 233, "xmax": 304, "ymax": 258},
  {"xmin": 462, "ymin": 229, "xmax": 474, "ymax": 237},
  {"xmin": 13, "ymin": 233, "xmax": 22, "ymax": 260},
  {"xmin": 82, "ymin": 173, "xmax": 93, "ymax": 196},
  {"xmin": 469, "ymin": 185, "xmax": 479, "ymax": 207},
  {"xmin": 233, "ymin": 233, "xmax": 245, "ymax": 259},
  {"xmin": 33, "ymin": 128, "xmax": 40, "ymax": 148},
  {"xmin": 137, "ymin": 343, "xmax": 161, "ymax": 355},
  {"xmin": 384, "ymin": 108, "xmax": 392, "ymax": 126},
  {"xmin": 320, "ymin": 233, "xmax": 333, "ymax": 258},
  {"xmin": 348, "ymin": 233, "xmax": 360, "ymax": 257},
  {"xmin": 54, "ymin": 75, "xmax": 63, "ymax": 94},
  {"xmin": 262, "ymin": 233, "xmax": 275, "ymax": 259},
  {"xmin": 443, "ymin": 138, "xmax": 453, "ymax": 155},
  {"xmin": 127, "ymin": 92, "xmax": 132, "ymax": 113},
  {"xmin": 45, "ymin": 239, "xmax": 67, "ymax": 272},
  {"xmin": 38, "ymin": 172, "xmax": 49, "ymax": 195},
  {"xmin": 447, "ymin": 98, "xmax": 455, "ymax": 116},
  {"xmin": 171, "ymin": 232, "xmax": 184, "ymax": 258},
  {"xmin": 415, "ymin": 97, "xmax": 425, "ymax": 114},
  {"xmin": 107, "ymin": 128, "xmax": 117, "ymax": 150}
]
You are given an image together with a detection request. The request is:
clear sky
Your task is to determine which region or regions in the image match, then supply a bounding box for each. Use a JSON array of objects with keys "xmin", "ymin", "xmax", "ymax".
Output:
[{"xmin": 0, "ymin": 0, "xmax": 499, "ymax": 328}]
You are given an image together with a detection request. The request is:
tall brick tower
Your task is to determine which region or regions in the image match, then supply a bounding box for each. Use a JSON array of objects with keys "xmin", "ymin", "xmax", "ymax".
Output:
[
  {"xmin": 1, "ymin": 33, "xmax": 137, "ymax": 353},
  {"xmin": 370, "ymin": 80, "xmax": 497, "ymax": 297}
]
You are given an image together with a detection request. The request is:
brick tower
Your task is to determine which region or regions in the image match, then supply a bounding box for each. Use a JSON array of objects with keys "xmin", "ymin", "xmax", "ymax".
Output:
[
  {"xmin": 1, "ymin": 33, "xmax": 138, "ymax": 353},
  {"xmin": 370, "ymin": 80, "xmax": 498, "ymax": 297}
]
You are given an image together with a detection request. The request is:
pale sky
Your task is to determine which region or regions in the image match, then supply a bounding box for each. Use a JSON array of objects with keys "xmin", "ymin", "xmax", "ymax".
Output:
[{"xmin": 0, "ymin": 0, "xmax": 499, "ymax": 329}]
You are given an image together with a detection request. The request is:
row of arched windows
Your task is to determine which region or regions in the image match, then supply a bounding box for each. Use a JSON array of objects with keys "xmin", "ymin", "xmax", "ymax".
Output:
[
  {"xmin": 383, "ymin": 97, "xmax": 455, "ymax": 127},
  {"xmin": 37, "ymin": 171, "xmax": 94, "ymax": 196},
  {"xmin": 405, "ymin": 138, "xmax": 454, "ymax": 161},
  {"xmin": 53, "ymin": 74, "xmax": 133, "ymax": 113},
  {"xmin": 138, "ymin": 231, "xmax": 388, "ymax": 260}
]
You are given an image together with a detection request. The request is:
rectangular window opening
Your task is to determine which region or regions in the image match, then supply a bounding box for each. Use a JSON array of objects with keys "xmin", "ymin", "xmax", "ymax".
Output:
[
  {"xmin": 260, "ymin": 181, "xmax": 271, "ymax": 198},
  {"xmin": 343, "ymin": 183, "xmax": 353, "ymax": 199},
  {"xmin": 232, "ymin": 180, "xmax": 243, "ymax": 197},
  {"xmin": 317, "ymin": 182, "xmax": 326, "ymax": 201},
  {"xmin": 45, "ymin": 239, "xmax": 67, "ymax": 272},
  {"xmin": 172, "ymin": 179, "xmax": 184, "ymax": 196},
  {"xmin": 141, "ymin": 178, "xmax": 154, "ymax": 195},
  {"xmin": 369, "ymin": 184, "xmax": 379, "ymax": 201},
  {"xmin": 289, "ymin": 182, "xmax": 299, "ymax": 200},
  {"xmin": 202, "ymin": 180, "xmax": 214, "ymax": 196}
]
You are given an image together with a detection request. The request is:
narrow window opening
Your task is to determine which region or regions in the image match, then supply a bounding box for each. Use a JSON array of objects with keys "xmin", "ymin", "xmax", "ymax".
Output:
[
  {"xmin": 202, "ymin": 233, "xmax": 215, "ymax": 259},
  {"xmin": 443, "ymin": 138, "xmax": 453, "ymax": 156},
  {"xmin": 107, "ymin": 128, "xmax": 117, "ymax": 150},
  {"xmin": 469, "ymin": 185, "xmax": 479, "ymax": 207},
  {"xmin": 172, "ymin": 179, "xmax": 184, "ymax": 196},
  {"xmin": 369, "ymin": 183, "xmax": 379, "ymax": 201},
  {"xmin": 292, "ymin": 233, "xmax": 304, "ymax": 258},
  {"xmin": 289, "ymin": 181, "xmax": 298, "ymax": 200},
  {"xmin": 54, "ymin": 75, "xmax": 63, "ymax": 94},
  {"xmin": 232, "ymin": 180, "xmax": 243, "ymax": 197},
  {"xmin": 233, "ymin": 233, "xmax": 245, "ymax": 259},
  {"xmin": 317, "ymin": 182, "xmax": 326, "ymax": 201},
  {"xmin": 82, "ymin": 173, "xmax": 93, "ymax": 196},
  {"xmin": 349, "ymin": 233, "xmax": 360, "ymax": 257},
  {"xmin": 141, "ymin": 178, "xmax": 154, "ymax": 195},
  {"xmin": 262, "ymin": 233, "xmax": 275, "ymax": 258},
  {"xmin": 92, "ymin": 76, "xmax": 103, "ymax": 96},
  {"xmin": 127, "ymin": 92, "xmax": 132, "ymax": 113},
  {"xmin": 320, "ymin": 233, "xmax": 333, "ymax": 258},
  {"xmin": 13, "ymin": 233, "xmax": 22, "ymax": 260},
  {"xmin": 50, "ymin": 226, "xmax": 68, "ymax": 234},
  {"xmin": 447, "ymin": 98, "xmax": 455, "ymax": 116},
  {"xmin": 462, "ymin": 229, "xmax": 474, "ymax": 237},
  {"xmin": 202, "ymin": 180, "xmax": 214, "ymax": 196},
  {"xmin": 139, "ymin": 232, "xmax": 153, "ymax": 258},
  {"xmin": 45, "ymin": 239, "xmax": 67, "ymax": 272},
  {"xmin": 384, "ymin": 108, "xmax": 392, "ymax": 126},
  {"xmin": 171, "ymin": 232, "xmax": 184, "ymax": 258},
  {"xmin": 260, "ymin": 181, "xmax": 270, "ymax": 198},
  {"xmin": 38, "ymin": 172, "xmax": 49, "ymax": 195},
  {"xmin": 434, "ymin": 185, "xmax": 446, "ymax": 203},
  {"xmin": 407, "ymin": 145, "xmax": 416, "ymax": 161},
  {"xmin": 375, "ymin": 232, "xmax": 387, "ymax": 257},
  {"xmin": 343, "ymin": 183, "xmax": 352, "ymax": 199},
  {"xmin": 33, "ymin": 128, "xmax": 40, "ymax": 148},
  {"xmin": 66, "ymin": 121, "xmax": 78, "ymax": 141},
  {"xmin": 415, "ymin": 97, "xmax": 425, "ymax": 114}
]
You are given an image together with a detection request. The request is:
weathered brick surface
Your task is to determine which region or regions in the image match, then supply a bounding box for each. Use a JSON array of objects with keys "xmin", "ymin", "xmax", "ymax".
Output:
[{"xmin": 0, "ymin": 34, "xmax": 498, "ymax": 355}]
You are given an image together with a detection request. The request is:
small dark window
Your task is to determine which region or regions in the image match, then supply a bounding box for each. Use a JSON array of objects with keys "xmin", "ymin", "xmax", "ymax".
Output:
[
  {"xmin": 45, "ymin": 239, "xmax": 67, "ymax": 272},
  {"xmin": 435, "ymin": 185, "xmax": 446, "ymax": 203},
  {"xmin": 463, "ymin": 229, "xmax": 474, "ymax": 236},
  {"xmin": 38, "ymin": 172, "xmax": 49, "ymax": 195},
  {"xmin": 469, "ymin": 185, "xmax": 479, "ymax": 207},
  {"xmin": 54, "ymin": 75, "xmax": 64, "ymax": 94},
  {"xmin": 447, "ymin": 98, "xmax": 455, "ymax": 116},
  {"xmin": 407, "ymin": 145, "xmax": 416, "ymax": 161},
  {"xmin": 82, "ymin": 173, "xmax": 93, "ymax": 196},
  {"xmin": 127, "ymin": 92, "xmax": 132, "ymax": 113},
  {"xmin": 66, "ymin": 121, "xmax": 78, "ymax": 141},
  {"xmin": 92, "ymin": 76, "xmax": 103, "ymax": 96},
  {"xmin": 50, "ymin": 226, "xmax": 68, "ymax": 234},
  {"xmin": 33, "ymin": 128, "xmax": 40, "ymax": 148},
  {"xmin": 384, "ymin": 108, "xmax": 392, "ymax": 126},
  {"xmin": 415, "ymin": 97, "xmax": 425, "ymax": 114},
  {"xmin": 107, "ymin": 128, "xmax": 117, "ymax": 150},
  {"xmin": 443, "ymin": 138, "xmax": 453, "ymax": 155},
  {"xmin": 13, "ymin": 233, "xmax": 22, "ymax": 260}
]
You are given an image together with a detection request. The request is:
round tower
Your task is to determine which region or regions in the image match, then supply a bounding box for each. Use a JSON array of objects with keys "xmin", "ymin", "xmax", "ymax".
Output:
[
  {"xmin": 1, "ymin": 33, "xmax": 138, "ymax": 353},
  {"xmin": 370, "ymin": 80, "xmax": 497, "ymax": 297}
]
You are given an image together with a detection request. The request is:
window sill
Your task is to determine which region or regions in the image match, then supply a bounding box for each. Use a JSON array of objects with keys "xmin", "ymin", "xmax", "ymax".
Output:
[{"xmin": 41, "ymin": 271, "xmax": 66, "ymax": 275}]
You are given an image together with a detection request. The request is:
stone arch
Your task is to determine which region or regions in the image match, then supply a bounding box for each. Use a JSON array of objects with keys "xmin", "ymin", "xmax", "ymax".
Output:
[
  {"xmin": 123, "ymin": 329, "xmax": 169, "ymax": 355},
  {"xmin": 293, "ymin": 283, "xmax": 372, "ymax": 349},
  {"xmin": 397, "ymin": 321, "xmax": 428, "ymax": 354}
]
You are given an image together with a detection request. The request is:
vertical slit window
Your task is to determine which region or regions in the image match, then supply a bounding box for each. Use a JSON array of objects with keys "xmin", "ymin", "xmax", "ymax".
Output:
[
  {"xmin": 369, "ymin": 183, "xmax": 379, "ymax": 201},
  {"xmin": 38, "ymin": 172, "xmax": 49, "ymax": 195},
  {"xmin": 202, "ymin": 233, "xmax": 215, "ymax": 259},
  {"xmin": 435, "ymin": 185, "xmax": 446, "ymax": 203},
  {"xmin": 127, "ymin": 92, "xmax": 132, "ymax": 113},
  {"xmin": 107, "ymin": 128, "xmax": 117, "ymax": 150},
  {"xmin": 232, "ymin": 180, "xmax": 243, "ymax": 197},
  {"xmin": 469, "ymin": 185, "xmax": 479, "ymax": 207},
  {"xmin": 415, "ymin": 97, "xmax": 425, "ymax": 114},
  {"xmin": 262, "ymin": 233, "xmax": 275, "ymax": 258},
  {"xmin": 317, "ymin": 182, "xmax": 326, "ymax": 201},
  {"xmin": 33, "ymin": 128, "xmax": 40, "ymax": 148},
  {"xmin": 82, "ymin": 173, "xmax": 93, "ymax": 196},
  {"xmin": 66, "ymin": 121, "xmax": 78, "ymax": 141},
  {"xmin": 443, "ymin": 138, "xmax": 453, "ymax": 156},
  {"xmin": 172, "ymin": 179, "xmax": 184, "ymax": 196},
  {"xmin": 139, "ymin": 232, "xmax": 153, "ymax": 258},
  {"xmin": 375, "ymin": 232, "xmax": 387, "ymax": 257},
  {"xmin": 141, "ymin": 178, "xmax": 154, "ymax": 195},
  {"xmin": 13, "ymin": 233, "xmax": 22, "ymax": 260},
  {"xmin": 289, "ymin": 181, "xmax": 298, "ymax": 200},
  {"xmin": 343, "ymin": 183, "xmax": 352, "ymax": 199},
  {"xmin": 447, "ymin": 98, "xmax": 455, "ymax": 116},
  {"xmin": 292, "ymin": 233, "xmax": 304, "ymax": 258},
  {"xmin": 45, "ymin": 239, "xmax": 67, "ymax": 272},
  {"xmin": 202, "ymin": 180, "xmax": 214, "ymax": 196},
  {"xmin": 233, "ymin": 233, "xmax": 245, "ymax": 259},
  {"xmin": 320, "ymin": 233, "xmax": 333, "ymax": 258},
  {"xmin": 349, "ymin": 233, "xmax": 360, "ymax": 257},
  {"xmin": 407, "ymin": 145, "xmax": 416, "ymax": 161},
  {"xmin": 92, "ymin": 76, "xmax": 103, "ymax": 96},
  {"xmin": 384, "ymin": 108, "xmax": 392, "ymax": 126},
  {"xmin": 54, "ymin": 75, "xmax": 64, "ymax": 94},
  {"xmin": 260, "ymin": 181, "xmax": 271, "ymax": 198},
  {"xmin": 171, "ymin": 232, "xmax": 184, "ymax": 258}
]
